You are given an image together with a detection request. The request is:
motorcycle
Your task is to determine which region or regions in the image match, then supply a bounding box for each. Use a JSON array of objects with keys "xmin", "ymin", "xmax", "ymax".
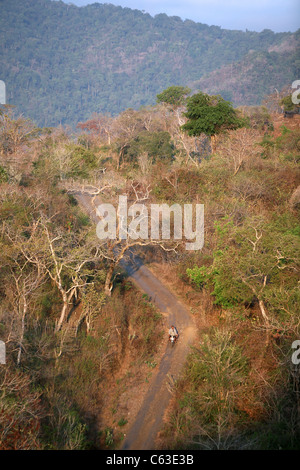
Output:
[{"xmin": 169, "ymin": 335, "xmax": 177, "ymax": 347}]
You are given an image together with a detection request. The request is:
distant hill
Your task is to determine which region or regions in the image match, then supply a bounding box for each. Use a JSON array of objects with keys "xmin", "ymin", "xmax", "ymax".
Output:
[
  {"xmin": 1, "ymin": 0, "xmax": 299, "ymax": 126},
  {"xmin": 189, "ymin": 35, "xmax": 300, "ymax": 104}
]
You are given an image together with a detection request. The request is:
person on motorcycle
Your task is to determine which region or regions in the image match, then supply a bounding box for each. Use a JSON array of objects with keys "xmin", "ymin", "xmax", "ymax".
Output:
[{"xmin": 169, "ymin": 325, "xmax": 178, "ymax": 342}]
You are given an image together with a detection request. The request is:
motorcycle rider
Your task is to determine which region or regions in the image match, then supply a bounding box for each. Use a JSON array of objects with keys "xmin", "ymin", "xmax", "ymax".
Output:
[{"xmin": 168, "ymin": 325, "xmax": 178, "ymax": 342}]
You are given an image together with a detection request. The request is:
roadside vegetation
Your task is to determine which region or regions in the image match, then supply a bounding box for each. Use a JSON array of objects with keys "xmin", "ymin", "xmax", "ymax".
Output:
[{"xmin": 0, "ymin": 85, "xmax": 299, "ymax": 449}]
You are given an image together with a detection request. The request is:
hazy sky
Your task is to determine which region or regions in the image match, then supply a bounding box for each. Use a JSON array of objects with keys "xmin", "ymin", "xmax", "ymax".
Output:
[{"xmin": 63, "ymin": 0, "xmax": 300, "ymax": 32}]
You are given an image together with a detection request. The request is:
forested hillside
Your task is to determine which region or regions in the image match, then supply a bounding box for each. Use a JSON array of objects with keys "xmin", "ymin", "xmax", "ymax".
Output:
[
  {"xmin": 192, "ymin": 35, "xmax": 300, "ymax": 105},
  {"xmin": 0, "ymin": 87, "xmax": 299, "ymax": 448},
  {"xmin": 1, "ymin": 0, "xmax": 299, "ymax": 126}
]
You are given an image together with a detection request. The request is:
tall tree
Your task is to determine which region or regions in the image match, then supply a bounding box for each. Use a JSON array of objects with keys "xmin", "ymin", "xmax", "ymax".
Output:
[
  {"xmin": 156, "ymin": 86, "xmax": 191, "ymax": 109},
  {"xmin": 182, "ymin": 92, "xmax": 245, "ymax": 152}
]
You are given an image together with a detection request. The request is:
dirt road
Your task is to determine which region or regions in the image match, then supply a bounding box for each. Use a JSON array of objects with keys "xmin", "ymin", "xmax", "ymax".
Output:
[{"xmin": 75, "ymin": 192, "xmax": 197, "ymax": 450}]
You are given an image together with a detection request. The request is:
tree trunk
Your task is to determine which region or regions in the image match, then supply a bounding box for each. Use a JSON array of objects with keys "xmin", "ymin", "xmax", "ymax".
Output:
[
  {"xmin": 17, "ymin": 295, "xmax": 27, "ymax": 365},
  {"xmin": 105, "ymin": 262, "xmax": 115, "ymax": 297},
  {"xmin": 258, "ymin": 298, "xmax": 270, "ymax": 328},
  {"xmin": 211, "ymin": 135, "xmax": 216, "ymax": 153},
  {"xmin": 55, "ymin": 291, "xmax": 68, "ymax": 332}
]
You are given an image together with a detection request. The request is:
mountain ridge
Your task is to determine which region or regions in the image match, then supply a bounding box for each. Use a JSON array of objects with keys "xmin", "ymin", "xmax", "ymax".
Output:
[{"xmin": 1, "ymin": 0, "xmax": 299, "ymax": 126}]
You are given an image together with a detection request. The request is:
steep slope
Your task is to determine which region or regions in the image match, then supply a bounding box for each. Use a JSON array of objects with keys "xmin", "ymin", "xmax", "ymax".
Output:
[{"xmin": 190, "ymin": 34, "xmax": 300, "ymax": 105}]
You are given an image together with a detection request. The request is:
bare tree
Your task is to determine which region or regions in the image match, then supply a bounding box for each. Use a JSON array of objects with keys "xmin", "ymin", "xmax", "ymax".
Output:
[
  {"xmin": 0, "ymin": 107, "xmax": 39, "ymax": 156},
  {"xmin": 41, "ymin": 222, "xmax": 101, "ymax": 332},
  {"xmin": 74, "ymin": 181, "xmax": 179, "ymax": 296},
  {"xmin": 77, "ymin": 113, "xmax": 114, "ymax": 146},
  {"xmin": 0, "ymin": 366, "xmax": 42, "ymax": 449},
  {"xmin": 218, "ymin": 128, "xmax": 261, "ymax": 175}
]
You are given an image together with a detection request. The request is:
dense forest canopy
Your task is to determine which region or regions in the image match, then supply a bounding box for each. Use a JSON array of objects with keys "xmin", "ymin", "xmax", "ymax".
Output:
[{"xmin": 1, "ymin": 0, "xmax": 299, "ymax": 127}]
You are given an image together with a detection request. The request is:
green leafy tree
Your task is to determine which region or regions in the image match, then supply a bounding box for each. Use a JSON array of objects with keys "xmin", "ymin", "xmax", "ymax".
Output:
[
  {"xmin": 187, "ymin": 216, "xmax": 300, "ymax": 331},
  {"xmin": 124, "ymin": 131, "xmax": 174, "ymax": 164},
  {"xmin": 156, "ymin": 86, "xmax": 191, "ymax": 108},
  {"xmin": 182, "ymin": 92, "xmax": 246, "ymax": 152}
]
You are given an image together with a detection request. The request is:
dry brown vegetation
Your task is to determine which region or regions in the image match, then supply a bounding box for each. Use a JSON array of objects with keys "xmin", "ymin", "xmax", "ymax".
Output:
[{"xmin": 0, "ymin": 93, "xmax": 299, "ymax": 449}]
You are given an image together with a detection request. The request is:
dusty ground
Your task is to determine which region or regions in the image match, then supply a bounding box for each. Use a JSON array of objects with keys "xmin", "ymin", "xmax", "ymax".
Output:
[{"xmin": 119, "ymin": 258, "xmax": 197, "ymax": 450}]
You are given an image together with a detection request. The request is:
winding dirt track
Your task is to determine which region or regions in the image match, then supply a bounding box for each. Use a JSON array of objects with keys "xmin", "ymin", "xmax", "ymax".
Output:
[{"xmin": 75, "ymin": 192, "xmax": 197, "ymax": 450}]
